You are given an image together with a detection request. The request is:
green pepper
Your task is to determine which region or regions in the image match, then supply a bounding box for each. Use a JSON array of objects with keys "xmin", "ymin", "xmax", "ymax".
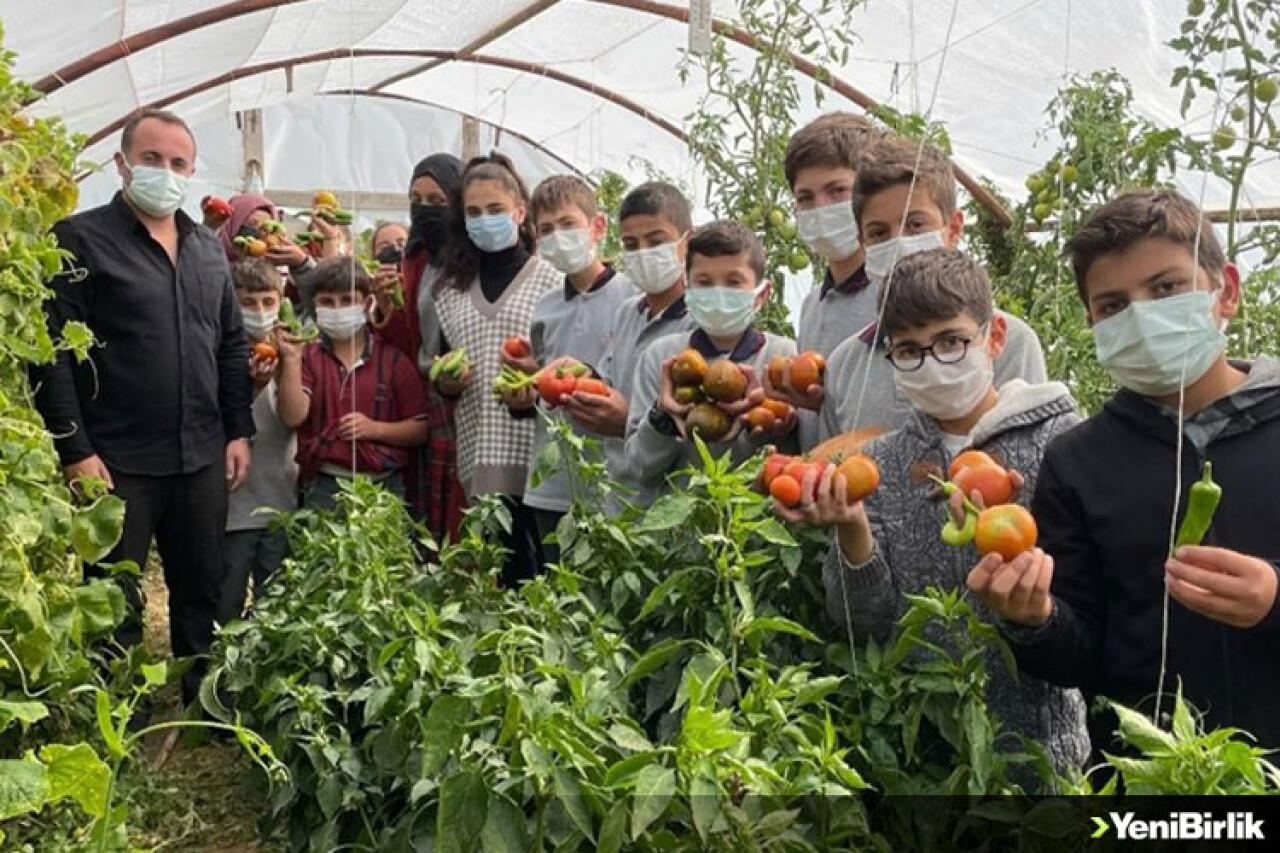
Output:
[
  {"xmin": 931, "ymin": 476, "xmax": 980, "ymax": 547},
  {"xmin": 1175, "ymin": 460, "xmax": 1222, "ymax": 548}
]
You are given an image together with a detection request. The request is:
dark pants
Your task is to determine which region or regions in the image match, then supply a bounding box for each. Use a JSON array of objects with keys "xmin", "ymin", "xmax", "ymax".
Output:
[
  {"xmin": 500, "ymin": 497, "xmax": 546, "ymax": 587},
  {"xmin": 301, "ymin": 471, "xmax": 404, "ymax": 513},
  {"xmin": 218, "ymin": 527, "xmax": 288, "ymax": 623},
  {"xmin": 532, "ymin": 507, "xmax": 565, "ymax": 568},
  {"xmin": 95, "ymin": 460, "xmax": 227, "ymax": 702}
]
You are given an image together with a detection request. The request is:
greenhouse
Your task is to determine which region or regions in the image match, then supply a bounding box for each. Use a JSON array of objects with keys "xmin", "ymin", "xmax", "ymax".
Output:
[{"xmin": 2, "ymin": 0, "xmax": 1280, "ymax": 850}]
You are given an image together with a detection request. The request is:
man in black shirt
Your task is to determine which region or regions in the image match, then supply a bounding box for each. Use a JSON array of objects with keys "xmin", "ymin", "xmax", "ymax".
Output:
[{"xmin": 33, "ymin": 109, "xmax": 254, "ymax": 699}]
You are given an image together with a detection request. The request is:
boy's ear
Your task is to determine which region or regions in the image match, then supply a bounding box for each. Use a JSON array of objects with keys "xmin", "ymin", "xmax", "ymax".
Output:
[
  {"xmin": 943, "ymin": 209, "xmax": 964, "ymax": 249},
  {"xmin": 986, "ymin": 312, "xmax": 1008, "ymax": 361},
  {"xmin": 114, "ymin": 151, "xmax": 128, "ymax": 181},
  {"xmin": 591, "ymin": 212, "xmax": 608, "ymax": 244},
  {"xmin": 1217, "ymin": 263, "xmax": 1242, "ymax": 320},
  {"xmin": 754, "ymin": 280, "xmax": 773, "ymax": 308}
]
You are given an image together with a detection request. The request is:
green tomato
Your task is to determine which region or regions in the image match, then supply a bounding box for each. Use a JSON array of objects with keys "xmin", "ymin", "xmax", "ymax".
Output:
[
  {"xmin": 1037, "ymin": 188, "xmax": 1053, "ymax": 204},
  {"xmin": 788, "ymin": 250, "xmax": 810, "ymax": 272},
  {"xmin": 1230, "ymin": 105, "xmax": 1247, "ymax": 123},
  {"xmin": 1255, "ymin": 78, "xmax": 1279, "ymax": 104},
  {"xmin": 778, "ymin": 221, "xmax": 797, "ymax": 240},
  {"xmin": 1061, "ymin": 164, "xmax": 1079, "ymax": 184},
  {"xmin": 1212, "ymin": 124, "xmax": 1237, "ymax": 150},
  {"xmin": 1025, "ymin": 174, "xmax": 1047, "ymax": 194},
  {"xmin": 1033, "ymin": 203, "xmax": 1052, "ymax": 222},
  {"xmin": 767, "ymin": 208, "xmax": 787, "ymax": 228},
  {"xmin": 1187, "ymin": 0, "xmax": 1205, "ymax": 14}
]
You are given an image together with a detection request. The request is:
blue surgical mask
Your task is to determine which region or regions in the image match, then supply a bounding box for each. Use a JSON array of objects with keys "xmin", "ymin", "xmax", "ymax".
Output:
[
  {"xmin": 686, "ymin": 285, "xmax": 763, "ymax": 338},
  {"xmin": 466, "ymin": 213, "xmax": 519, "ymax": 253},
  {"xmin": 124, "ymin": 162, "xmax": 188, "ymax": 218},
  {"xmin": 1093, "ymin": 290, "xmax": 1226, "ymax": 397}
]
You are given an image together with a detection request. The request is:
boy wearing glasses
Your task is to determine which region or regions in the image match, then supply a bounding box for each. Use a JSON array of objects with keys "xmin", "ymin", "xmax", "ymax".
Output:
[{"xmin": 784, "ymin": 247, "xmax": 1089, "ymax": 777}]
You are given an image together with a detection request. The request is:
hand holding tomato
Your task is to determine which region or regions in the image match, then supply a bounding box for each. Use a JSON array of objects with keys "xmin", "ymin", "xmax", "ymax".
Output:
[
  {"xmin": 500, "ymin": 337, "xmax": 540, "ymax": 375},
  {"xmin": 1165, "ymin": 545, "xmax": 1279, "ymax": 629},
  {"xmin": 658, "ymin": 355, "xmax": 696, "ymax": 425},
  {"xmin": 248, "ymin": 350, "xmax": 278, "ymax": 390},
  {"xmin": 762, "ymin": 354, "xmax": 825, "ymax": 412},
  {"xmin": 946, "ymin": 468, "xmax": 1025, "ymax": 524},
  {"xmin": 966, "ymin": 549, "xmax": 1055, "ymax": 627},
  {"xmin": 565, "ymin": 385, "xmax": 629, "ymax": 437},
  {"xmin": 264, "ymin": 239, "xmax": 309, "ymax": 270},
  {"xmin": 716, "ymin": 364, "xmax": 765, "ymax": 418},
  {"xmin": 743, "ymin": 398, "xmax": 798, "ymax": 439}
]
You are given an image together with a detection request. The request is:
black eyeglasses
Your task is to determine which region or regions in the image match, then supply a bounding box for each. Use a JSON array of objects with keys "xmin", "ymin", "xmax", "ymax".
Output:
[{"xmin": 885, "ymin": 325, "xmax": 987, "ymax": 372}]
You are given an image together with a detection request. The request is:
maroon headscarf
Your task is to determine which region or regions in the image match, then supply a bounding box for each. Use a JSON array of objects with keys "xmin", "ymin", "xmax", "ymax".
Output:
[{"xmin": 217, "ymin": 193, "xmax": 278, "ymax": 260}]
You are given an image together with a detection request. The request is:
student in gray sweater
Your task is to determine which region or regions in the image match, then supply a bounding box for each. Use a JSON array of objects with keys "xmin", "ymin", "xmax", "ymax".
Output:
[
  {"xmin": 817, "ymin": 135, "xmax": 1046, "ymax": 442},
  {"xmin": 625, "ymin": 221, "xmax": 797, "ymax": 496},
  {"xmin": 771, "ymin": 112, "xmax": 885, "ymax": 450},
  {"xmin": 591, "ymin": 183, "xmax": 698, "ymax": 508},
  {"xmin": 504, "ymin": 176, "xmax": 637, "ymax": 561},
  {"xmin": 220, "ymin": 260, "xmax": 297, "ymax": 622},
  {"xmin": 781, "ymin": 249, "xmax": 1088, "ymax": 778}
]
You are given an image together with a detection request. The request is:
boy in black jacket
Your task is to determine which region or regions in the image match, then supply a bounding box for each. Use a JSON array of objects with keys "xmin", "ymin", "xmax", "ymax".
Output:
[{"xmin": 968, "ymin": 190, "xmax": 1280, "ymax": 753}]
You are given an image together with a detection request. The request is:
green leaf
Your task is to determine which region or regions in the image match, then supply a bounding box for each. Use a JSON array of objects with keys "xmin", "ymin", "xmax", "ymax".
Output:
[
  {"xmin": 1109, "ymin": 701, "xmax": 1176, "ymax": 756},
  {"xmin": 420, "ymin": 694, "xmax": 470, "ymax": 775},
  {"xmin": 438, "ymin": 770, "xmax": 489, "ymax": 853},
  {"xmin": 753, "ymin": 517, "xmax": 797, "ymax": 547},
  {"xmin": 94, "ymin": 691, "xmax": 124, "ymax": 760},
  {"xmin": 689, "ymin": 765, "xmax": 720, "ymax": 841},
  {"xmin": 639, "ymin": 493, "xmax": 697, "ymax": 532},
  {"xmin": 608, "ymin": 723, "xmax": 653, "ymax": 753},
  {"xmin": 1171, "ymin": 685, "xmax": 1197, "ymax": 742},
  {"xmin": 741, "ymin": 616, "xmax": 818, "ymax": 645},
  {"xmin": 1022, "ymin": 799, "xmax": 1081, "ymax": 839},
  {"xmin": 39, "ymin": 743, "xmax": 110, "ymax": 818},
  {"xmin": 0, "ymin": 756, "xmax": 50, "ymax": 821},
  {"xmin": 553, "ymin": 767, "xmax": 594, "ymax": 841},
  {"xmin": 597, "ymin": 799, "xmax": 629, "ymax": 853},
  {"xmin": 0, "ymin": 699, "xmax": 48, "ymax": 733},
  {"xmin": 479, "ymin": 791, "xmax": 528, "ymax": 853},
  {"xmin": 637, "ymin": 569, "xmax": 696, "ymax": 621},
  {"xmin": 630, "ymin": 764, "xmax": 676, "ymax": 840},
  {"xmin": 621, "ymin": 638, "xmax": 685, "ymax": 688},
  {"xmin": 140, "ymin": 661, "xmax": 168, "ymax": 689},
  {"xmin": 71, "ymin": 582, "xmax": 125, "ymax": 638},
  {"xmin": 604, "ymin": 751, "xmax": 663, "ymax": 788},
  {"xmin": 69, "ymin": 495, "xmax": 124, "ymax": 563}
]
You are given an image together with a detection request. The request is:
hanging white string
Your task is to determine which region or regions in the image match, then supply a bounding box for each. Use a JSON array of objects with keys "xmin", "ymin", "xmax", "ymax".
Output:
[
  {"xmin": 838, "ymin": 0, "xmax": 963, "ymax": 676},
  {"xmin": 1051, "ymin": 0, "xmax": 1071, "ymax": 329},
  {"xmin": 347, "ymin": 0, "xmax": 359, "ymax": 482},
  {"xmin": 1154, "ymin": 37, "xmax": 1232, "ymax": 728}
]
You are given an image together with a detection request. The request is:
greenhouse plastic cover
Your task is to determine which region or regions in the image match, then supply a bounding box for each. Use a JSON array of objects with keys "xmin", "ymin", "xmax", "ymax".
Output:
[{"xmin": 4, "ymin": 0, "xmax": 1277, "ymax": 252}]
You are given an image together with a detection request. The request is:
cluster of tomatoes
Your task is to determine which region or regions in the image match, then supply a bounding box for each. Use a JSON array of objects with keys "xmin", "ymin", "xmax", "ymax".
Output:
[
  {"xmin": 760, "ymin": 450, "xmax": 880, "ymax": 509},
  {"xmin": 942, "ymin": 451, "xmax": 1038, "ymax": 560}
]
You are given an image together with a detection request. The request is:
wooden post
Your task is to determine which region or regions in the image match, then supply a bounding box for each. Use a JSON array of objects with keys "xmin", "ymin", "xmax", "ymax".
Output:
[
  {"xmin": 241, "ymin": 108, "xmax": 265, "ymax": 193},
  {"xmin": 462, "ymin": 115, "xmax": 481, "ymax": 161}
]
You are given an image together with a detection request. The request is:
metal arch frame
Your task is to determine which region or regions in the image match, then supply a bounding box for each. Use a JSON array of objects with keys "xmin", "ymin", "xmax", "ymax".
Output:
[
  {"xmin": 34, "ymin": 0, "xmax": 1011, "ymax": 225},
  {"xmin": 83, "ymin": 48, "xmax": 688, "ymax": 148},
  {"xmin": 316, "ymin": 89, "xmax": 590, "ymax": 178}
]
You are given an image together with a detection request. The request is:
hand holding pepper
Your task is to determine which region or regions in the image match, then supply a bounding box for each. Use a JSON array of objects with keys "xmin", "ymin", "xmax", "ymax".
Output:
[{"xmin": 1165, "ymin": 546, "xmax": 1279, "ymax": 629}]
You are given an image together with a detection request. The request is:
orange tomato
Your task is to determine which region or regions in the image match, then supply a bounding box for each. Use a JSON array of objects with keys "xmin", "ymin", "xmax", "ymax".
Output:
[
  {"xmin": 760, "ymin": 398, "xmax": 792, "ymax": 420},
  {"xmin": 575, "ymin": 378, "xmax": 610, "ymax": 396},
  {"xmin": 789, "ymin": 351, "xmax": 826, "ymax": 391},
  {"xmin": 762, "ymin": 453, "xmax": 791, "ymax": 487},
  {"xmin": 836, "ymin": 454, "xmax": 880, "ymax": 503},
  {"xmin": 252, "ymin": 341, "xmax": 278, "ymax": 361},
  {"xmin": 975, "ymin": 504, "xmax": 1038, "ymax": 560},
  {"xmin": 947, "ymin": 449, "xmax": 997, "ymax": 480},
  {"xmin": 246, "ymin": 238, "xmax": 268, "ymax": 257},
  {"xmin": 769, "ymin": 474, "xmax": 802, "ymax": 508},
  {"xmin": 744, "ymin": 407, "xmax": 777, "ymax": 432},
  {"xmin": 766, "ymin": 355, "xmax": 792, "ymax": 389},
  {"xmin": 953, "ymin": 463, "xmax": 1015, "ymax": 507}
]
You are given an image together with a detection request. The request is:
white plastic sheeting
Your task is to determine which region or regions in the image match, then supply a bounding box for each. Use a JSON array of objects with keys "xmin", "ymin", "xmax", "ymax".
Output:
[{"xmin": 4, "ymin": 0, "xmax": 1277, "ymax": 223}]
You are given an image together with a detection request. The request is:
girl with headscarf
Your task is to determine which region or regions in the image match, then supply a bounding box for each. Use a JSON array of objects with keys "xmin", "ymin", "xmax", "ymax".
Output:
[{"xmin": 370, "ymin": 153, "xmax": 468, "ymax": 544}]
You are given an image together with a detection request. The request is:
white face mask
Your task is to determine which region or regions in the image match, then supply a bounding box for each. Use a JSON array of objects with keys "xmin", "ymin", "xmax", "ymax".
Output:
[
  {"xmin": 241, "ymin": 308, "xmax": 278, "ymax": 340},
  {"xmin": 537, "ymin": 228, "xmax": 596, "ymax": 275},
  {"xmin": 892, "ymin": 345, "xmax": 994, "ymax": 421},
  {"xmin": 1093, "ymin": 290, "xmax": 1226, "ymax": 397},
  {"xmin": 623, "ymin": 243, "xmax": 683, "ymax": 295},
  {"xmin": 796, "ymin": 201, "xmax": 860, "ymax": 262},
  {"xmin": 123, "ymin": 162, "xmax": 189, "ymax": 218},
  {"xmin": 315, "ymin": 305, "xmax": 367, "ymax": 340},
  {"xmin": 865, "ymin": 230, "xmax": 946, "ymax": 290},
  {"xmin": 686, "ymin": 284, "xmax": 764, "ymax": 338}
]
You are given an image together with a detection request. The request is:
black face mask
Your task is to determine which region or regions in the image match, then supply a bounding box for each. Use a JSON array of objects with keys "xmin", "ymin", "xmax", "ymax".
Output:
[{"xmin": 409, "ymin": 203, "xmax": 453, "ymax": 256}]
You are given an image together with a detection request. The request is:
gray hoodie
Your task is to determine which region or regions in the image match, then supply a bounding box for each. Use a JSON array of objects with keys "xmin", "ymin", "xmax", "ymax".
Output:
[{"xmin": 824, "ymin": 379, "xmax": 1090, "ymax": 774}]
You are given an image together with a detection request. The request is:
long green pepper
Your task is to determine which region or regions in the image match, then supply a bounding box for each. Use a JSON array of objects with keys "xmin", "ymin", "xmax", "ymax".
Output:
[{"xmin": 1175, "ymin": 460, "xmax": 1222, "ymax": 548}]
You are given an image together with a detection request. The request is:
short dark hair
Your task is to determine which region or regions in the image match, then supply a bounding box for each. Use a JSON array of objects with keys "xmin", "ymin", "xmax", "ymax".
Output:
[
  {"xmin": 784, "ymin": 112, "xmax": 881, "ymax": 188},
  {"xmin": 530, "ymin": 175, "xmax": 599, "ymax": 223},
  {"xmin": 686, "ymin": 219, "xmax": 766, "ymax": 282},
  {"xmin": 309, "ymin": 257, "xmax": 373, "ymax": 297},
  {"xmin": 619, "ymin": 181, "xmax": 693, "ymax": 234},
  {"xmin": 121, "ymin": 109, "xmax": 196, "ymax": 157},
  {"xmin": 1064, "ymin": 189, "xmax": 1226, "ymax": 304},
  {"xmin": 879, "ymin": 248, "xmax": 992, "ymax": 336},
  {"xmin": 231, "ymin": 258, "xmax": 282, "ymax": 294},
  {"xmin": 852, "ymin": 136, "xmax": 956, "ymax": 224}
]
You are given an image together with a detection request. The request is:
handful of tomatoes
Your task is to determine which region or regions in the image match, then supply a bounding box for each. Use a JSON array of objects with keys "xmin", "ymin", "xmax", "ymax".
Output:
[{"xmin": 937, "ymin": 451, "xmax": 1037, "ymax": 560}]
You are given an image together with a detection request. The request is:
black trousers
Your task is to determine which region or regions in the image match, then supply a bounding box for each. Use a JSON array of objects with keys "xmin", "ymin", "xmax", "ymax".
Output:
[
  {"xmin": 94, "ymin": 460, "xmax": 227, "ymax": 700},
  {"xmin": 500, "ymin": 497, "xmax": 546, "ymax": 587},
  {"xmin": 532, "ymin": 507, "xmax": 565, "ymax": 568}
]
